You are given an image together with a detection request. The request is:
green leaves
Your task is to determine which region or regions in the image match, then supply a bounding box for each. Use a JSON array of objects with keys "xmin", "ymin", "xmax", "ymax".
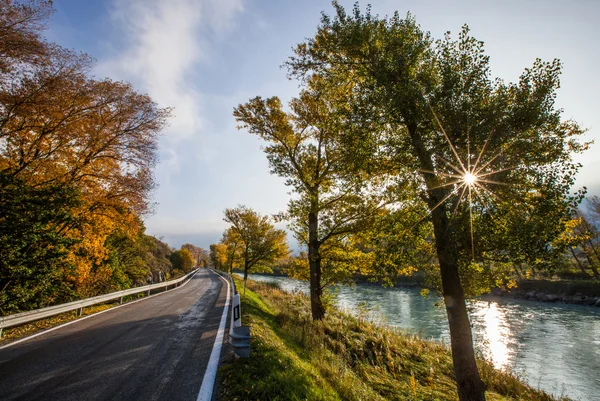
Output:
[
  {"xmin": 0, "ymin": 172, "xmax": 80, "ymax": 314},
  {"xmin": 223, "ymin": 205, "xmax": 290, "ymax": 274}
]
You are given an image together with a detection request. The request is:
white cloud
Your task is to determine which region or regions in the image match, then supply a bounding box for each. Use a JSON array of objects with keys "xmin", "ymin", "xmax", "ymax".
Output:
[{"xmin": 96, "ymin": 0, "xmax": 244, "ymax": 167}]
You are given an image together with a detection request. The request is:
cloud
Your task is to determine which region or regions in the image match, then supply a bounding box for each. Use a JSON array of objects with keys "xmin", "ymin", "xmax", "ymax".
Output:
[{"xmin": 96, "ymin": 0, "xmax": 244, "ymax": 169}]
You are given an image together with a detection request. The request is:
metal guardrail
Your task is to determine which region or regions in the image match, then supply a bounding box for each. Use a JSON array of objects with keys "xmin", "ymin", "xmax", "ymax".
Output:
[
  {"xmin": 211, "ymin": 269, "xmax": 250, "ymax": 358},
  {"xmin": 0, "ymin": 268, "xmax": 200, "ymax": 336}
]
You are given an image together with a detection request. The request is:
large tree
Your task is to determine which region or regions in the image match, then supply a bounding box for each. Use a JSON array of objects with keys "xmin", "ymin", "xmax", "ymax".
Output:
[
  {"xmin": 222, "ymin": 205, "xmax": 289, "ymax": 290},
  {"xmin": 287, "ymin": 4, "xmax": 586, "ymax": 400},
  {"xmin": 0, "ymin": 0, "xmax": 170, "ymax": 299},
  {"xmin": 234, "ymin": 79, "xmax": 389, "ymax": 319}
]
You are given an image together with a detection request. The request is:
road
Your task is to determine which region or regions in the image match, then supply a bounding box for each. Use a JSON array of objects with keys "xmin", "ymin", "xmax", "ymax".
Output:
[{"xmin": 0, "ymin": 269, "xmax": 229, "ymax": 401}]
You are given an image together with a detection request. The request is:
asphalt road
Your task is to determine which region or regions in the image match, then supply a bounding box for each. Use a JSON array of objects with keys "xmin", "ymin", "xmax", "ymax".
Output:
[{"xmin": 0, "ymin": 269, "xmax": 229, "ymax": 401}]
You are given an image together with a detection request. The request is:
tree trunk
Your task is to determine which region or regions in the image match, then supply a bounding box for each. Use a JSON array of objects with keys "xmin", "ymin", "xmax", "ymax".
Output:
[
  {"xmin": 583, "ymin": 248, "xmax": 599, "ymax": 279},
  {"xmin": 308, "ymin": 205, "xmax": 324, "ymax": 320},
  {"xmin": 228, "ymin": 243, "xmax": 238, "ymax": 275},
  {"xmin": 431, "ymin": 205, "xmax": 486, "ymax": 401},
  {"xmin": 570, "ymin": 247, "xmax": 588, "ymax": 277},
  {"xmin": 529, "ymin": 264, "xmax": 537, "ymax": 277},
  {"xmin": 587, "ymin": 238, "xmax": 600, "ymax": 261},
  {"xmin": 512, "ymin": 262, "xmax": 522, "ymax": 278},
  {"xmin": 409, "ymin": 122, "xmax": 486, "ymax": 401},
  {"xmin": 243, "ymin": 258, "xmax": 249, "ymax": 294}
]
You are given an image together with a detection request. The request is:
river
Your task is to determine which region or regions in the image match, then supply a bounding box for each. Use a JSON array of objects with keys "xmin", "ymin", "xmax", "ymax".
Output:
[{"xmin": 243, "ymin": 274, "xmax": 600, "ymax": 401}]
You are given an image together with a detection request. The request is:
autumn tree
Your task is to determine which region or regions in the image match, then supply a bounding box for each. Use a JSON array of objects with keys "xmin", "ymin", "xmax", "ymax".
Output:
[
  {"xmin": 170, "ymin": 248, "xmax": 195, "ymax": 274},
  {"xmin": 209, "ymin": 243, "xmax": 228, "ymax": 271},
  {"xmin": 221, "ymin": 227, "xmax": 242, "ymax": 274},
  {"xmin": 181, "ymin": 244, "xmax": 208, "ymax": 267},
  {"xmin": 0, "ymin": 0, "xmax": 170, "ymax": 301},
  {"xmin": 0, "ymin": 0, "xmax": 53, "ymax": 75},
  {"xmin": 287, "ymin": 4, "xmax": 586, "ymax": 400},
  {"xmin": 234, "ymin": 78, "xmax": 389, "ymax": 319},
  {"xmin": 222, "ymin": 205, "xmax": 289, "ymax": 290}
]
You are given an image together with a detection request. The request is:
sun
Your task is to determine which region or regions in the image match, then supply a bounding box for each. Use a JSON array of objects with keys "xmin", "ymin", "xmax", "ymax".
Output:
[
  {"xmin": 463, "ymin": 172, "xmax": 477, "ymax": 186},
  {"xmin": 419, "ymin": 105, "xmax": 514, "ymax": 260}
]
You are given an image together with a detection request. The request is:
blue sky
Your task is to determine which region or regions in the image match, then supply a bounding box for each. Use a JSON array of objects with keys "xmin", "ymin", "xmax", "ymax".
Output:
[{"xmin": 48, "ymin": 0, "xmax": 600, "ymax": 249}]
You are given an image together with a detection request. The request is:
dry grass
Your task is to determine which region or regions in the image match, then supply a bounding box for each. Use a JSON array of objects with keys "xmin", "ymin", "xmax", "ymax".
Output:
[{"xmin": 219, "ymin": 278, "xmax": 570, "ymax": 401}]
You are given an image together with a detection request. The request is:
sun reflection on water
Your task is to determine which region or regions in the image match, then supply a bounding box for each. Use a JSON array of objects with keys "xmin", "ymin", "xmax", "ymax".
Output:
[{"xmin": 479, "ymin": 302, "xmax": 511, "ymax": 370}]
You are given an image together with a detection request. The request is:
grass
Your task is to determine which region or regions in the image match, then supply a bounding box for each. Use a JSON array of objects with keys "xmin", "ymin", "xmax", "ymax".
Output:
[{"xmin": 218, "ymin": 277, "xmax": 570, "ymax": 401}]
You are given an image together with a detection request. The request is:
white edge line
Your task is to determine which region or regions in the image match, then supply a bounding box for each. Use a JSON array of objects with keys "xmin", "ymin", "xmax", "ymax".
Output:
[
  {"xmin": 0, "ymin": 269, "xmax": 202, "ymax": 351},
  {"xmin": 197, "ymin": 270, "xmax": 231, "ymax": 401}
]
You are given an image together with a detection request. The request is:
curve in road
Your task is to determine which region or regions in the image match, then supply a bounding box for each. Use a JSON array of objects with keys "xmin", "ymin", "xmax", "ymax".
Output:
[{"xmin": 0, "ymin": 269, "xmax": 229, "ymax": 401}]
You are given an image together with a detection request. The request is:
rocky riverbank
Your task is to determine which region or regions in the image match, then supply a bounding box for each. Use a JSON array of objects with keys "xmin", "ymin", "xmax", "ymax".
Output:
[{"xmin": 490, "ymin": 279, "xmax": 600, "ymax": 306}]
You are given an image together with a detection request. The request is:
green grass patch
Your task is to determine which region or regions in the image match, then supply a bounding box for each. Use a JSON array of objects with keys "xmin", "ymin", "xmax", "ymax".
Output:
[{"xmin": 218, "ymin": 277, "xmax": 570, "ymax": 401}]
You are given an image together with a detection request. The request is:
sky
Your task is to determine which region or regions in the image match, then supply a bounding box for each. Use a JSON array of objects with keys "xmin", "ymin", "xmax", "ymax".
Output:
[{"xmin": 47, "ymin": 0, "xmax": 600, "ymax": 249}]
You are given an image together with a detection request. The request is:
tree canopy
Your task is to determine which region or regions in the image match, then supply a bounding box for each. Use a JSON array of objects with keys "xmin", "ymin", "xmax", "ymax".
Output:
[
  {"xmin": 282, "ymin": 3, "xmax": 587, "ymax": 400},
  {"xmin": 0, "ymin": 0, "xmax": 172, "ymax": 311},
  {"xmin": 222, "ymin": 205, "xmax": 289, "ymax": 289}
]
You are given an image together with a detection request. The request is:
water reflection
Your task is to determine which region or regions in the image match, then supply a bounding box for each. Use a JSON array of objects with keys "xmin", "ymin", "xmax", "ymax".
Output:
[
  {"xmin": 245, "ymin": 274, "xmax": 600, "ymax": 401},
  {"xmin": 473, "ymin": 302, "xmax": 511, "ymax": 369}
]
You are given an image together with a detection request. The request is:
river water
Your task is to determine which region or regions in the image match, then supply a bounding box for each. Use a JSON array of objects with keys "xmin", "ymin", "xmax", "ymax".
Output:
[{"xmin": 244, "ymin": 274, "xmax": 600, "ymax": 401}]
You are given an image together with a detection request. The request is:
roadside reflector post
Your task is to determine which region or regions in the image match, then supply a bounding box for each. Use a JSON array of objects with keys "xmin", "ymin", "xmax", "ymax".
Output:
[
  {"xmin": 232, "ymin": 293, "xmax": 242, "ymax": 328},
  {"xmin": 229, "ymin": 280, "xmax": 250, "ymax": 358}
]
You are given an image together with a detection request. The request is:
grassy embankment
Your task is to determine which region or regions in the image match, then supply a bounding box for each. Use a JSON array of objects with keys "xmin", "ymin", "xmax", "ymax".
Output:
[{"xmin": 219, "ymin": 277, "xmax": 569, "ymax": 401}]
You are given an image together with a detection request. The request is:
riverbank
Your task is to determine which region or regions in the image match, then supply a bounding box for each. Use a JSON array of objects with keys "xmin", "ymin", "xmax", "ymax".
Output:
[
  {"xmin": 247, "ymin": 271, "xmax": 600, "ymax": 307},
  {"xmin": 492, "ymin": 279, "xmax": 600, "ymax": 306},
  {"xmin": 218, "ymin": 277, "xmax": 568, "ymax": 401}
]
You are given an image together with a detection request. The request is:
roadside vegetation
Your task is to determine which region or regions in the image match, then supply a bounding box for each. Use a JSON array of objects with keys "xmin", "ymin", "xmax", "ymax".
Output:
[
  {"xmin": 218, "ymin": 277, "xmax": 569, "ymax": 401},
  {"xmin": 218, "ymin": 3, "xmax": 595, "ymax": 399},
  {"xmin": 0, "ymin": 1, "xmax": 212, "ymax": 318}
]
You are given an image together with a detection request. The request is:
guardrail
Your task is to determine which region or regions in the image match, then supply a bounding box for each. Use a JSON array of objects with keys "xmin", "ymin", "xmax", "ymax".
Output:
[
  {"xmin": 0, "ymin": 268, "xmax": 200, "ymax": 337},
  {"xmin": 211, "ymin": 270, "xmax": 250, "ymax": 358}
]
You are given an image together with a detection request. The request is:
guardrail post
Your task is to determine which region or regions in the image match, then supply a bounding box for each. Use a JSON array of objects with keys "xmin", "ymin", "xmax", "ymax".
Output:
[
  {"xmin": 228, "ymin": 277, "xmax": 250, "ymax": 358},
  {"xmin": 119, "ymin": 297, "xmax": 123, "ymax": 304},
  {"xmin": 147, "ymin": 289, "xmax": 151, "ymax": 297},
  {"xmin": 0, "ymin": 327, "xmax": 3, "ymax": 338},
  {"xmin": 77, "ymin": 307, "xmax": 83, "ymax": 317}
]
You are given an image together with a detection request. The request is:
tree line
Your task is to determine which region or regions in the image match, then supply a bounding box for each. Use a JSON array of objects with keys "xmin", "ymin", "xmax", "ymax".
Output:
[
  {"xmin": 219, "ymin": 3, "xmax": 591, "ymax": 401},
  {"xmin": 0, "ymin": 1, "xmax": 208, "ymax": 314}
]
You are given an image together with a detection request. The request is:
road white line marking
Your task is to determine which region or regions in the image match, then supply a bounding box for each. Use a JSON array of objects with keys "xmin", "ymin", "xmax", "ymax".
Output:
[
  {"xmin": 0, "ymin": 270, "xmax": 202, "ymax": 351},
  {"xmin": 197, "ymin": 270, "xmax": 231, "ymax": 401}
]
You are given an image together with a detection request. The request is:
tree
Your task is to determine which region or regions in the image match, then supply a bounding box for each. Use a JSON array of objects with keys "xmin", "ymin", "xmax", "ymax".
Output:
[
  {"xmin": 287, "ymin": 4, "xmax": 586, "ymax": 400},
  {"xmin": 222, "ymin": 227, "xmax": 242, "ymax": 274},
  {"xmin": 0, "ymin": 0, "xmax": 53, "ymax": 75},
  {"xmin": 0, "ymin": 0, "xmax": 171, "ymax": 299},
  {"xmin": 223, "ymin": 205, "xmax": 289, "ymax": 290},
  {"xmin": 209, "ymin": 243, "xmax": 228, "ymax": 271},
  {"xmin": 170, "ymin": 249, "xmax": 195, "ymax": 274},
  {"xmin": 181, "ymin": 243, "xmax": 208, "ymax": 267},
  {"xmin": 143, "ymin": 236, "xmax": 174, "ymax": 278},
  {"xmin": 234, "ymin": 79, "xmax": 388, "ymax": 319},
  {"xmin": 0, "ymin": 171, "xmax": 79, "ymax": 314}
]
